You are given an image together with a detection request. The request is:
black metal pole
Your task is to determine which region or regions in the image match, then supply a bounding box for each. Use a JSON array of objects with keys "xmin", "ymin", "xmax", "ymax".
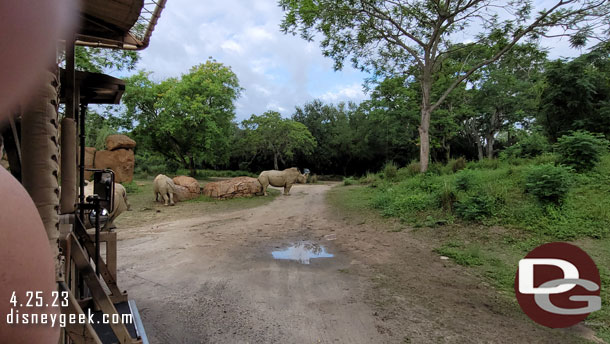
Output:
[
  {"xmin": 93, "ymin": 196, "xmax": 100, "ymax": 276},
  {"xmin": 79, "ymin": 103, "xmax": 86, "ymax": 222}
]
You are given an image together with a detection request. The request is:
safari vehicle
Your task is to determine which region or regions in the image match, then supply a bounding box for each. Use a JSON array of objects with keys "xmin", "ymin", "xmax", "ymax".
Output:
[{"xmin": 1, "ymin": 1, "xmax": 166, "ymax": 343}]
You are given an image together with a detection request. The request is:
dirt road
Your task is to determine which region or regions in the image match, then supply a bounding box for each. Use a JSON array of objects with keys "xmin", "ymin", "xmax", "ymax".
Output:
[{"xmin": 117, "ymin": 184, "xmax": 585, "ymax": 343}]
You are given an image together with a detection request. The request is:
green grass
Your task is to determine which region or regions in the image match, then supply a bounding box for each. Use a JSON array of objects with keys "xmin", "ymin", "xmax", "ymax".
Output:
[{"xmin": 329, "ymin": 155, "xmax": 610, "ymax": 342}]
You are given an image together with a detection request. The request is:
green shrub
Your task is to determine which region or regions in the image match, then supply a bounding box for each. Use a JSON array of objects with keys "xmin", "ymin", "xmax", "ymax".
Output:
[
  {"xmin": 454, "ymin": 169, "xmax": 477, "ymax": 191},
  {"xmin": 436, "ymin": 182, "xmax": 457, "ymax": 212},
  {"xmin": 555, "ymin": 130, "xmax": 609, "ymax": 172},
  {"xmin": 426, "ymin": 162, "xmax": 446, "ymax": 175},
  {"xmin": 166, "ymin": 160, "xmax": 180, "ymax": 173},
  {"xmin": 502, "ymin": 131, "xmax": 550, "ymax": 159},
  {"xmin": 122, "ymin": 181, "xmax": 140, "ymax": 193},
  {"xmin": 135, "ymin": 151, "xmax": 168, "ymax": 176},
  {"xmin": 92, "ymin": 126, "xmax": 118, "ymax": 150},
  {"xmin": 455, "ymin": 194, "xmax": 494, "ymax": 221},
  {"xmin": 343, "ymin": 177, "xmax": 356, "ymax": 186},
  {"xmin": 449, "ymin": 157, "xmax": 467, "ymax": 173},
  {"xmin": 403, "ymin": 161, "xmax": 421, "ymax": 177},
  {"xmin": 382, "ymin": 161, "xmax": 398, "ymax": 180},
  {"xmin": 524, "ymin": 164, "xmax": 572, "ymax": 205},
  {"xmin": 358, "ymin": 172, "xmax": 377, "ymax": 185},
  {"xmin": 308, "ymin": 174, "xmax": 318, "ymax": 184},
  {"xmin": 466, "ymin": 158, "xmax": 500, "ymax": 170}
]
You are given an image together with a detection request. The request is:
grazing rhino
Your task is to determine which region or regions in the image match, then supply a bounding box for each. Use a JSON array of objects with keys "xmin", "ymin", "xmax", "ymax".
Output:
[
  {"xmin": 258, "ymin": 167, "xmax": 309, "ymax": 196},
  {"xmin": 153, "ymin": 174, "xmax": 176, "ymax": 206},
  {"xmin": 83, "ymin": 181, "xmax": 130, "ymax": 230}
]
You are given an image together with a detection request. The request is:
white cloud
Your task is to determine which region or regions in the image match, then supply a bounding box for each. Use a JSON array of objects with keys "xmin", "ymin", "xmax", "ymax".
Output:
[
  {"xmin": 136, "ymin": 0, "xmax": 583, "ymax": 122},
  {"xmin": 319, "ymin": 83, "xmax": 366, "ymax": 103},
  {"xmin": 245, "ymin": 27, "xmax": 274, "ymax": 42},
  {"xmin": 136, "ymin": 0, "xmax": 368, "ymax": 121},
  {"xmin": 220, "ymin": 40, "xmax": 243, "ymax": 54}
]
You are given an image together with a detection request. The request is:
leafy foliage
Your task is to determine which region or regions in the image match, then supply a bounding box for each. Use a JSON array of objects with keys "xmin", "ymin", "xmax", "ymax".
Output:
[
  {"xmin": 538, "ymin": 43, "xmax": 610, "ymax": 141},
  {"xmin": 555, "ymin": 130, "xmax": 609, "ymax": 172},
  {"xmin": 279, "ymin": 0, "xmax": 607, "ymax": 171},
  {"xmin": 502, "ymin": 131, "xmax": 550, "ymax": 159},
  {"xmin": 524, "ymin": 164, "xmax": 572, "ymax": 205},
  {"xmin": 382, "ymin": 161, "xmax": 398, "ymax": 180},
  {"xmin": 75, "ymin": 47, "xmax": 139, "ymax": 73},
  {"xmin": 455, "ymin": 194, "xmax": 495, "ymax": 221},
  {"xmin": 239, "ymin": 111, "xmax": 317, "ymax": 170},
  {"xmin": 123, "ymin": 60, "xmax": 241, "ymax": 176}
]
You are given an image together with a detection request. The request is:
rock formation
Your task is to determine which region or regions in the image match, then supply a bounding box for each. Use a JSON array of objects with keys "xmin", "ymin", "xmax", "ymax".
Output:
[
  {"xmin": 92, "ymin": 134, "xmax": 136, "ymax": 183},
  {"xmin": 202, "ymin": 177, "xmax": 262, "ymax": 199}
]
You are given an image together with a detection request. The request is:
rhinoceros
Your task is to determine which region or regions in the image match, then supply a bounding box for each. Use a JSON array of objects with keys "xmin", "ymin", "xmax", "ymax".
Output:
[
  {"xmin": 258, "ymin": 167, "xmax": 309, "ymax": 196},
  {"xmin": 153, "ymin": 174, "xmax": 176, "ymax": 206}
]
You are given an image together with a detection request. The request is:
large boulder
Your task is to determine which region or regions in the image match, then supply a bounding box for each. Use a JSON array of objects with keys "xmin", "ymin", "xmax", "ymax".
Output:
[
  {"xmin": 203, "ymin": 177, "xmax": 262, "ymax": 199},
  {"xmin": 173, "ymin": 184, "xmax": 199, "ymax": 202},
  {"xmin": 84, "ymin": 147, "xmax": 96, "ymax": 180},
  {"xmin": 172, "ymin": 175, "xmax": 201, "ymax": 194},
  {"xmin": 94, "ymin": 149, "xmax": 135, "ymax": 183},
  {"xmin": 105, "ymin": 134, "xmax": 136, "ymax": 151}
]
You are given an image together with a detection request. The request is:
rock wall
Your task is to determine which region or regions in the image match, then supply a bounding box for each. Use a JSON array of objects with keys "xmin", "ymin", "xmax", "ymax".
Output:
[
  {"xmin": 172, "ymin": 175, "xmax": 201, "ymax": 201},
  {"xmin": 90, "ymin": 134, "xmax": 136, "ymax": 183},
  {"xmin": 202, "ymin": 177, "xmax": 262, "ymax": 199}
]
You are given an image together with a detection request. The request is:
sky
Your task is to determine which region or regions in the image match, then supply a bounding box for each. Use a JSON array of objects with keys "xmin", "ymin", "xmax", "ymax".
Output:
[{"xmin": 135, "ymin": 0, "xmax": 593, "ymax": 122}]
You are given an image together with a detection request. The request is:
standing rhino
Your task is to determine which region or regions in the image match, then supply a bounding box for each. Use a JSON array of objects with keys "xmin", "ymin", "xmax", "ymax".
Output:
[
  {"xmin": 153, "ymin": 174, "xmax": 176, "ymax": 206},
  {"xmin": 258, "ymin": 167, "xmax": 309, "ymax": 196},
  {"xmin": 84, "ymin": 181, "xmax": 130, "ymax": 230}
]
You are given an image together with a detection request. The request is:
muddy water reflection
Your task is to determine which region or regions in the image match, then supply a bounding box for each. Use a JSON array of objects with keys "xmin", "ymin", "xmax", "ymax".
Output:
[{"xmin": 271, "ymin": 241, "xmax": 334, "ymax": 264}]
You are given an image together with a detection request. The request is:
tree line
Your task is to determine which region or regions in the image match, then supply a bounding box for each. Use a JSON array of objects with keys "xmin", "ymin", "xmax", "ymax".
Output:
[{"xmin": 82, "ymin": 0, "xmax": 609, "ymax": 177}]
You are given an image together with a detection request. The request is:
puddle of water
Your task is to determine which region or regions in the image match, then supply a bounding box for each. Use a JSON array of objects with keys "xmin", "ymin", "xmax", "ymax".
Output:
[{"xmin": 271, "ymin": 241, "xmax": 334, "ymax": 264}]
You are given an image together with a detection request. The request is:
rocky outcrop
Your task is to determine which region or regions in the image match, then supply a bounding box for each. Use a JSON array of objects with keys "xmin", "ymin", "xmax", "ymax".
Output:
[
  {"xmin": 84, "ymin": 147, "xmax": 96, "ymax": 180},
  {"xmin": 202, "ymin": 177, "xmax": 262, "ymax": 199},
  {"xmin": 172, "ymin": 176, "xmax": 201, "ymax": 194},
  {"xmin": 94, "ymin": 149, "xmax": 135, "ymax": 183},
  {"xmin": 87, "ymin": 135, "xmax": 136, "ymax": 182},
  {"xmin": 105, "ymin": 134, "xmax": 136, "ymax": 151},
  {"xmin": 173, "ymin": 184, "xmax": 199, "ymax": 202}
]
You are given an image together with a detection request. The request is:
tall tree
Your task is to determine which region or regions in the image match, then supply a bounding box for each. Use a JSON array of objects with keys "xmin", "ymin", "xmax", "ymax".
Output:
[
  {"xmin": 364, "ymin": 77, "xmax": 420, "ymax": 164},
  {"xmin": 241, "ymin": 111, "xmax": 317, "ymax": 170},
  {"xmin": 122, "ymin": 61, "xmax": 242, "ymax": 176},
  {"xmin": 280, "ymin": 0, "xmax": 609, "ymax": 171},
  {"xmin": 538, "ymin": 42, "xmax": 610, "ymax": 141},
  {"xmin": 472, "ymin": 42, "xmax": 547, "ymax": 158}
]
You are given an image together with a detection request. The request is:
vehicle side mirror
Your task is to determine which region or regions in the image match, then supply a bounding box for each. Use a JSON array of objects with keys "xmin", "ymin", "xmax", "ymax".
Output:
[{"xmin": 93, "ymin": 170, "xmax": 114, "ymax": 211}]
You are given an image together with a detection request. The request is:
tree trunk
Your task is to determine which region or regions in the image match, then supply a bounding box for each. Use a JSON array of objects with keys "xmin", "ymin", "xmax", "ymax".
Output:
[
  {"xmin": 273, "ymin": 152, "xmax": 279, "ymax": 170},
  {"xmin": 188, "ymin": 155, "xmax": 196, "ymax": 177},
  {"xmin": 477, "ymin": 140, "xmax": 484, "ymax": 161},
  {"xmin": 419, "ymin": 72, "xmax": 432, "ymax": 173},
  {"xmin": 486, "ymin": 133, "xmax": 494, "ymax": 159},
  {"xmin": 486, "ymin": 110, "xmax": 499, "ymax": 159}
]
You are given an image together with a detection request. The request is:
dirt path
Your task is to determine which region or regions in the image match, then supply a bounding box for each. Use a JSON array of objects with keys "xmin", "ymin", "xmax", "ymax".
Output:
[{"xmin": 117, "ymin": 184, "xmax": 583, "ymax": 343}]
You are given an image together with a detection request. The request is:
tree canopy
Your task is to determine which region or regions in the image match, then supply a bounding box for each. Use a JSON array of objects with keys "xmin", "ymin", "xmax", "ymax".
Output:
[
  {"xmin": 239, "ymin": 111, "xmax": 317, "ymax": 170},
  {"xmin": 280, "ymin": 0, "xmax": 610, "ymax": 171},
  {"xmin": 122, "ymin": 60, "xmax": 242, "ymax": 176},
  {"xmin": 538, "ymin": 42, "xmax": 610, "ymax": 141}
]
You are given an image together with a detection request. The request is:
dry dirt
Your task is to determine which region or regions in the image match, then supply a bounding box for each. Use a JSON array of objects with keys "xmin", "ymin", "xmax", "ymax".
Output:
[{"xmin": 116, "ymin": 183, "xmax": 587, "ymax": 343}]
